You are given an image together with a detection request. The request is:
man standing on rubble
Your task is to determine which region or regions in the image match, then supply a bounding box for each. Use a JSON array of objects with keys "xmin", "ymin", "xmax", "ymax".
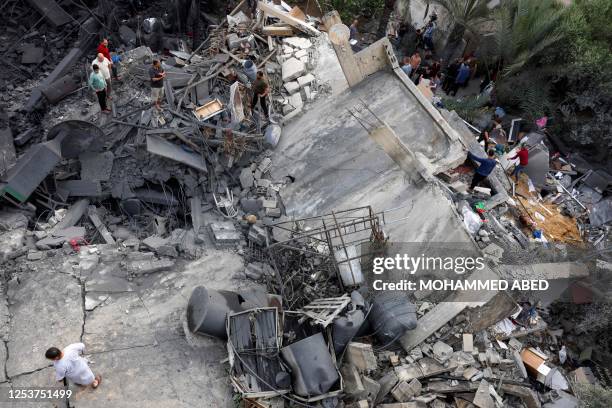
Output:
[
  {"xmin": 92, "ymin": 53, "xmax": 113, "ymax": 99},
  {"xmin": 97, "ymin": 38, "xmax": 120, "ymax": 80},
  {"xmin": 467, "ymin": 150, "xmax": 497, "ymax": 191},
  {"xmin": 251, "ymin": 71, "xmax": 269, "ymax": 120},
  {"xmin": 88, "ymin": 64, "xmax": 110, "ymax": 114},
  {"xmin": 149, "ymin": 60, "xmax": 166, "ymax": 111},
  {"xmin": 46, "ymin": 343, "xmax": 101, "ymax": 389},
  {"xmin": 509, "ymin": 144, "xmax": 529, "ymax": 181}
]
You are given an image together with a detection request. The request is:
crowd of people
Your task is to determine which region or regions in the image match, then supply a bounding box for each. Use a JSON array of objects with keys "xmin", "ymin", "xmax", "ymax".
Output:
[{"xmin": 87, "ymin": 37, "xmax": 270, "ymax": 120}]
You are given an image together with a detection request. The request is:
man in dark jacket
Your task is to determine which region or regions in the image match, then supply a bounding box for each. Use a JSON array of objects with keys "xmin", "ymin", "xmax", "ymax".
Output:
[{"xmin": 468, "ymin": 150, "xmax": 497, "ymax": 190}]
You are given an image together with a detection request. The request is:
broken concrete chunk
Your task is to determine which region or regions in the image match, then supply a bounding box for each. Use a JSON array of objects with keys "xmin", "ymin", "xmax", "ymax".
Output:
[
  {"xmin": 391, "ymin": 378, "xmax": 422, "ymax": 402},
  {"xmin": 463, "ymin": 333, "xmax": 474, "ymax": 353},
  {"xmin": 126, "ymin": 257, "xmax": 175, "ymax": 275},
  {"xmin": 346, "ymin": 342, "xmax": 377, "ymax": 372},
  {"xmin": 284, "ymin": 81, "xmax": 300, "ymax": 94},
  {"xmin": 432, "ymin": 341, "xmax": 453, "ymax": 363},
  {"xmin": 239, "ymin": 167, "xmax": 254, "ymax": 189},
  {"xmin": 281, "ymin": 57, "xmax": 306, "ymax": 82},
  {"xmin": 297, "ymin": 73, "xmax": 315, "ymax": 88},
  {"xmin": 283, "ymin": 92, "xmax": 304, "ymax": 115},
  {"xmin": 283, "ymin": 37, "xmax": 312, "ymax": 49}
]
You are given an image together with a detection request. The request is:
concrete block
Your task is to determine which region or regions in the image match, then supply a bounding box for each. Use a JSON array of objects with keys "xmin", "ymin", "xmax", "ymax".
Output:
[
  {"xmin": 294, "ymin": 49, "xmax": 307, "ymax": 59},
  {"xmin": 209, "ymin": 222, "xmax": 241, "ymax": 246},
  {"xmin": 1, "ymin": 139, "xmax": 62, "ymax": 202},
  {"xmin": 432, "ymin": 341, "xmax": 453, "ymax": 363},
  {"xmin": 239, "ymin": 168, "xmax": 254, "ymax": 189},
  {"xmin": 362, "ymin": 375, "xmax": 381, "ymax": 402},
  {"xmin": 283, "ymin": 81, "xmax": 300, "ymax": 94},
  {"xmin": 391, "ymin": 378, "xmax": 421, "ymax": 402},
  {"xmin": 56, "ymin": 180, "xmax": 103, "ymax": 197},
  {"xmin": 346, "ymin": 342, "xmax": 377, "ymax": 372},
  {"xmin": 299, "ymin": 55, "xmax": 309, "ymax": 65},
  {"xmin": 261, "ymin": 198, "xmax": 277, "ymax": 208},
  {"xmin": 376, "ymin": 371, "xmax": 399, "ymax": 404},
  {"xmin": 21, "ymin": 46, "xmax": 44, "ymax": 64},
  {"xmin": 282, "ymin": 92, "xmax": 303, "ymax": 115},
  {"xmin": 265, "ymin": 207, "xmax": 281, "ymax": 218},
  {"xmin": 283, "ymin": 37, "xmax": 312, "ymax": 49},
  {"xmin": 296, "ymin": 73, "xmax": 315, "ymax": 88},
  {"xmin": 302, "ymin": 85, "xmax": 312, "ymax": 102},
  {"xmin": 281, "ymin": 57, "xmax": 305, "ymax": 82},
  {"xmin": 474, "ymin": 186, "xmax": 492, "ymax": 196},
  {"xmin": 341, "ymin": 364, "xmax": 365, "ymax": 397},
  {"xmin": 142, "ymin": 235, "xmax": 168, "ymax": 251},
  {"xmin": 449, "ymin": 181, "xmax": 468, "ymax": 194},
  {"xmin": 463, "ymin": 333, "xmax": 473, "ymax": 353}
]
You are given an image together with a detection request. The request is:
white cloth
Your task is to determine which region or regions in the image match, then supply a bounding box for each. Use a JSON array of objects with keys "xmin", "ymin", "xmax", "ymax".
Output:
[
  {"xmin": 53, "ymin": 343, "xmax": 95, "ymax": 385},
  {"xmin": 92, "ymin": 57, "xmax": 112, "ymax": 80}
]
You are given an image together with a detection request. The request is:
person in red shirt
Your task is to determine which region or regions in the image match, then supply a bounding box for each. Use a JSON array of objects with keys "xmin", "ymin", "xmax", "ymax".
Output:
[
  {"xmin": 509, "ymin": 144, "xmax": 529, "ymax": 181},
  {"xmin": 97, "ymin": 38, "xmax": 120, "ymax": 80}
]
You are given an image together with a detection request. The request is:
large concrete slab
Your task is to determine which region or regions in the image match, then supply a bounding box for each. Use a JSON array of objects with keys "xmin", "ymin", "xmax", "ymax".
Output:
[
  {"xmin": 26, "ymin": 0, "xmax": 72, "ymax": 27},
  {"xmin": 5, "ymin": 269, "xmax": 83, "ymax": 377},
  {"xmin": 272, "ymin": 70, "xmax": 472, "ymax": 243},
  {"xmin": 0, "ymin": 139, "xmax": 62, "ymax": 202}
]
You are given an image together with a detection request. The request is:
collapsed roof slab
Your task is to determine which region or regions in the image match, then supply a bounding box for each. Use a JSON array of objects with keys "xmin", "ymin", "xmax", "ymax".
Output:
[
  {"xmin": 26, "ymin": 0, "xmax": 72, "ymax": 28},
  {"xmin": 272, "ymin": 70, "xmax": 472, "ymax": 242},
  {"xmin": 0, "ymin": 138, "xmax": 62, "ymax": 202}
]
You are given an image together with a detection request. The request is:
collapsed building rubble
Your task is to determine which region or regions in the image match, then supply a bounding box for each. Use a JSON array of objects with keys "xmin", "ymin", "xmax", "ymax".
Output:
[{"xmin": 0, "ymin": 1, "xmax": 610, "ymax": 407}]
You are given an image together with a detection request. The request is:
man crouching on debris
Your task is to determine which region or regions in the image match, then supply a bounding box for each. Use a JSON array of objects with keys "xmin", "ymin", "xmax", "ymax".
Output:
[
  {"xmin": 467, "ymin": 150, "xmax": 497, "ymax": 191},
  {"xmin": 149, "ymin": 60, "xmax": 166, "ymax": 111},
  {"xmin": 46, "ymin": 343, "xmax": 101, "ymax": 389},
  {"xmin": 89, "ymin": 65, "xmax": 111, "ymax": 114},
  {"xmin": 251, "ymin": 71, "xmax": 269, "ymax": 120}
]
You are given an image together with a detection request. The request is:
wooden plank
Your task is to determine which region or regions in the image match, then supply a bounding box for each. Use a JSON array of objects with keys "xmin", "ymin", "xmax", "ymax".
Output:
[
  {"xmin": 262, "ymin": 25, "xmax": 295, "ymax": 37},
  {"xmin": 258, "ymin": 1, "xmax": 320, "ymax": 36},
  {"xmin": 289, "ymin": 6, "xmax": 306, "ymax": 21}
]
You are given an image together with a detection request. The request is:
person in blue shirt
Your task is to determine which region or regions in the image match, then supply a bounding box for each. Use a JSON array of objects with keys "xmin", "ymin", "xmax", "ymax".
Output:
[
  {"xmin": 88, "ymin": 64, "xmax": 110, "ymax": 114},
  {"xmin": 450, "ymin": 62, "xmax": 471, "ymax": 96},
  {"xmin": 468, "ymin": 150, "xmax": 497, "ymax": 190}
]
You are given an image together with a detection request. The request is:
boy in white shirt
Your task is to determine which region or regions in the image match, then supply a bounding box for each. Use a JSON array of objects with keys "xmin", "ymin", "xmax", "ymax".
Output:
[{"xmin": 46, "ymin": 343, "xmax": 101, "ymax": 388}]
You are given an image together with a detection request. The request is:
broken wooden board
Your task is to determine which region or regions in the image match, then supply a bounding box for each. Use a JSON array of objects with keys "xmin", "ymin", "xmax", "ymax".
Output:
[
  {"xmin": 288, "ymin": 6, "xmax": 306, "ymax": 21},
  {"xmin": 258, "ymin": 2, "xmax": 320, "ymax": 36},
  {"xmin": 193, "ymin": 99, "xmax": 224, "ymax": 121},
  {"xmin": 262, "ymin": 25, "xmax": 295, "ymax": 36}
]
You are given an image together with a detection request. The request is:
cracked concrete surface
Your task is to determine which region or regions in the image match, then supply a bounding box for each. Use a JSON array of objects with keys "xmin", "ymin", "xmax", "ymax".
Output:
[{"xmin": 1, "ymin": 249, "xmax": 249, "ymax": 407}]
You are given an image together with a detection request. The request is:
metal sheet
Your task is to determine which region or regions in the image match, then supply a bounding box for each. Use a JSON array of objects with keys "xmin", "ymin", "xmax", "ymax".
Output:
[{"xmin": 280, "ymin": 332, "xmax": 340, "ymax": 397}]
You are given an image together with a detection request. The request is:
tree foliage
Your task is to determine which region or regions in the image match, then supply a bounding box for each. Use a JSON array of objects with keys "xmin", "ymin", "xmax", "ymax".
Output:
[
  {"xmin": 550, "ymin": 0, "xmax": 612, "ymax": 155},
  {"xmin": 483, "ymin": 0, "xmax": 565, "ymax": 78},
  {"xmin": 324, "ymin": 0, "xmax": 385, "ymax": 23},
  {"xmin": 433, "ymin": 0, "xmax": 491, "ymax": 60}
]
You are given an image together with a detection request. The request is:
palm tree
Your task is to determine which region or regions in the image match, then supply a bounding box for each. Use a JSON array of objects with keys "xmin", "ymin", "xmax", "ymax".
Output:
[
  {"xmin": 485, "ymin": 0, "xmax": 566, "ymax": 78},
  {"xmin": 432, "ymin": 0, "xmax": 491, "ymax": 60}
]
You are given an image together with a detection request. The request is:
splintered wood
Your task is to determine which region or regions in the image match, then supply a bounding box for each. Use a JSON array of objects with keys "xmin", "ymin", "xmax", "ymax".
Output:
[
  {"xmin": 513, "ymin": 175, "xmax": 582, "ymax": 243},
  {"xmin": 298, "ymin": 294, "xmax": 351, "ymax": 327}
]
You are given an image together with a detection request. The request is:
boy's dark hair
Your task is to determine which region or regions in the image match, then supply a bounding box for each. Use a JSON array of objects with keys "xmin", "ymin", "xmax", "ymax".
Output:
[
  {"xmin": 256, "ymin": 71, "xmax": 264, "ymax": 78},
  {"xmin": 45, "ymin": 347, "xmax": 61, "ymax": 360},
  {"xmin": 487, "ymin": 149, "xmax": 495, "ymax": 157},
  {"xmin": 152, "ymin": 59, "xmax": 159, "ymax": 66},
  {"xmin": 92, "ymin": 64, "xmax": 99, "ymax": 70}
]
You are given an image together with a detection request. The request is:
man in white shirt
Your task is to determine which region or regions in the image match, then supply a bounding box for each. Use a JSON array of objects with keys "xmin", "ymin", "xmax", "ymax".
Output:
[
  {"xmin": 46, "ymin": 343, "xmax": 101, "ymax": 388},
  {"xmin": 91, "ymin": 53, "xmax": 112, "ymax": 98}
]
